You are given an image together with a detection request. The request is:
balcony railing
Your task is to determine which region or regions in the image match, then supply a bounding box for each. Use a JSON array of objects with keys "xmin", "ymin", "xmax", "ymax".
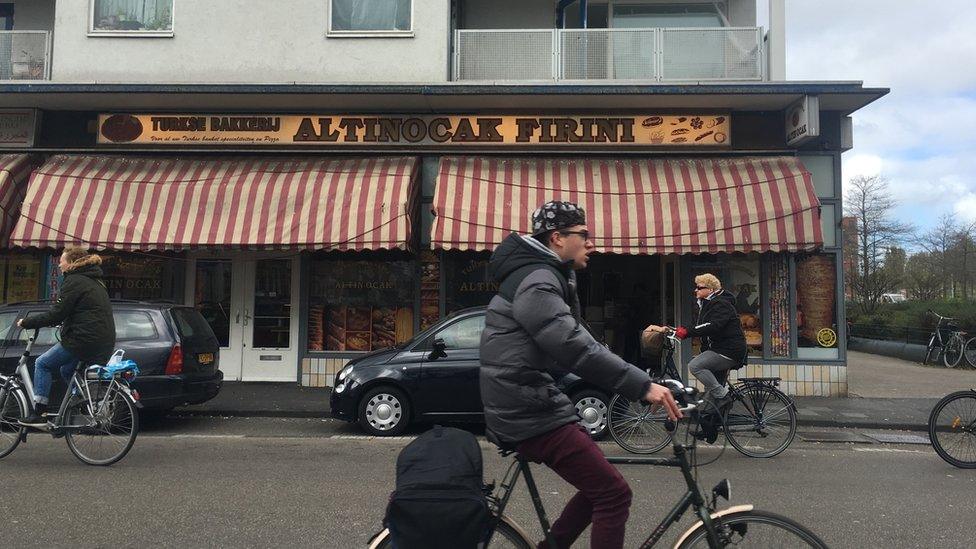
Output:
[
  {"xmin": 454, "ymin": 27, "xmax": 764, "ymax": 82},
  {"xmin": 0, "ymin": 31, "xmax": 52, "ymax": 81}
]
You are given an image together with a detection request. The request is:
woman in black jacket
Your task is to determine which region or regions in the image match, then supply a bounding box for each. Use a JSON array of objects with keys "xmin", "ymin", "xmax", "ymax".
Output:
[
  {"xmin": 18, "ymin": 246, "xmax": 115, "ymax": 427},
  {"xmin": 646, "ymin": 273, "xmax": 747, "ymax": 408}
]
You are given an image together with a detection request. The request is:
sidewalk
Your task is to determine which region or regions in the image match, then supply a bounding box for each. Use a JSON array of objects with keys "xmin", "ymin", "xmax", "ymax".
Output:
[{"xmin": 176, "ymin": 350, "xmax": 976, "ymax": 431}]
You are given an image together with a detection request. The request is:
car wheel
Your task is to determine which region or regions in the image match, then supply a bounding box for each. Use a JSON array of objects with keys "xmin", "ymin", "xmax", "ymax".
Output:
[
  {"xmin": 358, "ymin": 386, "xmax": 411, "ymax": 437},
  {"xmin": 573, "ymin": 390, "xmax": 609, "ymax": 440}
]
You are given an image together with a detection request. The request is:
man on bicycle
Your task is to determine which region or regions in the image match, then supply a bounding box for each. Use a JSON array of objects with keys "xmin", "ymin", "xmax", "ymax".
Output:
[
  {"xmin": 646, "ymin": 273, "xmax": 747, "ymax": 441},
  {"xmin": 18, "ymin": 246, "xmax": 115, "ymax": 428},
  {"xmin": 480, "ymin": 200, "xmax": 681, "ymax": 549}
]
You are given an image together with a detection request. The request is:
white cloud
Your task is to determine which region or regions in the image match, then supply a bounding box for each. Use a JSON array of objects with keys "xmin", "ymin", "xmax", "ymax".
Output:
[{"xmin": 786, "ymin": 1, "xmax": 976, "ymax": 230}]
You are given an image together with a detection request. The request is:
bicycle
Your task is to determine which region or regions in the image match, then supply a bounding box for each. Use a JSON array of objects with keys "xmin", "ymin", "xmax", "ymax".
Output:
[
  {"xmin": 0, "ymin": 329, "xmax": 141, "ymax": 466},
  {"xmin": 927, "ymin": 389, "xmax": 976, "ymax": 469},
  {"xmin": 368, "ymin": 379, "xmax": 827, "ymax": 548},
  {"xmin": 608, "ymin": 330, "xmax": 797, "ymax": 458},
  {"xmin": 922, "ymin": 310, "xmax": 968, "ymax": 368}
]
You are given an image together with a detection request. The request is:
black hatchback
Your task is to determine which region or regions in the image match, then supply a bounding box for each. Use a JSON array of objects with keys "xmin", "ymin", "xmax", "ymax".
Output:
[
  {"xmin": 330, "ymin": 307, "xmax": 612, "ymax": 438},
  {"xmin": 0, "ymin": 300, "xmax": 223, "ymax": 411}
]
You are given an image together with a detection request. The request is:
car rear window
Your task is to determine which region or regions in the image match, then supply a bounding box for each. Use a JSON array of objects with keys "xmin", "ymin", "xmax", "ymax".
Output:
[
  {"xmin": 170, "ymin": 307, "xmax": 219, "ymax": 346},
  {"xmin": 114, "ymin": 311, "xmax": 157, "ymax": 340}
]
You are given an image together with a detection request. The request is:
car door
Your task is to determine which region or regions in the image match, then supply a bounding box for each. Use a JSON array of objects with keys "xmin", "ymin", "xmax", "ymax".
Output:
[
  {"xmin": 414, "ymin": 314, "xmax": 486, "ymax": 418},
  {"xmin": 0, "ymin": 309, "xmax": 22, "ymax": 375}
]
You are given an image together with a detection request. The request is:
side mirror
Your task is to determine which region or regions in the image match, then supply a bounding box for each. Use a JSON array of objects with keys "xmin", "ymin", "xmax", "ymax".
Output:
[{"xmin": 428, "ymin": 338, "xmax": 447, "ymax": 360}]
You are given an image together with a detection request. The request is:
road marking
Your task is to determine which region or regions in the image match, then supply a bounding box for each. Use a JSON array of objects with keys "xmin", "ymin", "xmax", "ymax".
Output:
[{"xmin": 853, "ymin": 447, "xmax": 929, "ymax": 455}]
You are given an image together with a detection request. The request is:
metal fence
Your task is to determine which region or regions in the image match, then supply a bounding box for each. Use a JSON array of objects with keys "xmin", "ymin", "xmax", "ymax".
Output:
[
  {"xmin": 455, "ymin": 27, "xmax": 763, "ymax": 82},
  {"xmin": 0, "ymin": 31, "xmax": 52, "ymax": 81}
]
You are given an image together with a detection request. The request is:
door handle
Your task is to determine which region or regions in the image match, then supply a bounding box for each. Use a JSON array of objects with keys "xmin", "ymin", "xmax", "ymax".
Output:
[
  {"xmin": 235, "ymin": 311, "xmax": 241, "ymax": 324},
  {"xmin": 243, "ymin": 309, "xmax": 251, "ymax": 327}
]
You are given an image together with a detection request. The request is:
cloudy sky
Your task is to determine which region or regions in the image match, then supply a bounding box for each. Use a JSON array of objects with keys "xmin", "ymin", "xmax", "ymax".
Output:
[{"xmin": 775, "ymin": 1, "xmax": 976, "ymax": 231}]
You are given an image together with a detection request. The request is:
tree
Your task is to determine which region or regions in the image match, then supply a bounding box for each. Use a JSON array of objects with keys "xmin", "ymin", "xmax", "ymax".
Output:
[
  {"xmin": 905, "ymin": 252, "xmax": 943, "ymax": 301},
  {"xmin": 843, "ymin": 175, "xmax": 913, "ymax": 314},
  {"xmin": 914, "ymin": 213, "xmax": 958, "ymax": 299}
]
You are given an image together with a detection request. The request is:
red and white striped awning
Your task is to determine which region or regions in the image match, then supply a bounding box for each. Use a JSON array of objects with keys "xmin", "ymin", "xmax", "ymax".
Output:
[
  {"xmin": 0, "ymin": 154, "xmax": 33, "ymax": 248},
  {"xmin": 9, "ymin": 155, "xmax": 418, "ymax": 251},
  {"xmin": 431, "ymin": 156, "xmax": 822, "ymax": 255}
]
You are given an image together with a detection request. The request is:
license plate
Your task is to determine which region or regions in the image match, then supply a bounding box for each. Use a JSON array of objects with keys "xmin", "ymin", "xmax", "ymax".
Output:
[{"xmin": 198, "ymin": 353, "xmax": 214, "ymax": 365}]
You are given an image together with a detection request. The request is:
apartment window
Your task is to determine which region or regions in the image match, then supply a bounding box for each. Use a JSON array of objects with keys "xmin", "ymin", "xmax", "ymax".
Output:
[
  {"xmin": 90, "ymin": 0, "xmax": 174, "ymax": 36},
  {"xmin": 329, "ymin": 0, "xmax": 412, "ymax": 35}
]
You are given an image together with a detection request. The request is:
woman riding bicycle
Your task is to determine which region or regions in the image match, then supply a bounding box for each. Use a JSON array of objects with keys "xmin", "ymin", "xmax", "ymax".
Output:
[
  {"xmin": 645, "ymin": 273, "xmax": 747, "ymax": 440},
  {"xmin": 18, "ymin": 246, "xmax": 115, "ymax": 428}
]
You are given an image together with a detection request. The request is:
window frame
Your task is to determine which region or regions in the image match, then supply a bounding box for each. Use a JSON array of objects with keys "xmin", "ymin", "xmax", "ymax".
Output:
[
  {"xmin": 327, "ymin": 0, "xmax": 415, "ymax": 38},
  {"xmin": 88, "ymin": 0, "xmax": 176, "ymax": 38},
  {"xmin": 415, "ymin": 313, "xmax": 485, "ymax": 352},
  {"xmin": 113, "ymin": 310, "xmax": 159, "ymax": 342}
]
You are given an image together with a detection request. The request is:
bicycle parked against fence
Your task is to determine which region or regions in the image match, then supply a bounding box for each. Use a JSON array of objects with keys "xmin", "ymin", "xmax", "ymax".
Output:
[
  {"xmin": 608, "ymin": 329, "xmax": 797, "ymax": 458},
  {"xmin": 927, "ymin": 389, "xmax": 976, "ymax": 469},
  {"xmin": 0, "ymin": 329, "xmax": 141, "ymax": 466},
  {"xmin": 369, "ymin": 379, "xmax": 827, "ymax": 548},
  {"xmin": 921, "ymin": 310, "xmax": 976, "ymax": 369}
]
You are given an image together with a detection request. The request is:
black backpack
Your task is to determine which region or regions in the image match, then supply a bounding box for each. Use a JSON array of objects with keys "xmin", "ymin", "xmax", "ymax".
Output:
[{"xmin": 384, "ymin": 426, "xmax": 490, "ymax": 549}]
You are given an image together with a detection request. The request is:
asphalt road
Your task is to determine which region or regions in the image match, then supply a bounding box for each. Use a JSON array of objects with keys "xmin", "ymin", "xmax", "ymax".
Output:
[{"xmin": 1, "ymin": 417, "xmax": 973, "ymax": 548}]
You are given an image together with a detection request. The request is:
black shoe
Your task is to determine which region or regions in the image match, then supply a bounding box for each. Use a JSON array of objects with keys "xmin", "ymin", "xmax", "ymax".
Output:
[
  {"xmin": 715, "ymin": 392, "xmax": 735, "ymax": 414},
  {"xmin": 664, "ymin": 419, "xmax": 676, "ymax": 432}
]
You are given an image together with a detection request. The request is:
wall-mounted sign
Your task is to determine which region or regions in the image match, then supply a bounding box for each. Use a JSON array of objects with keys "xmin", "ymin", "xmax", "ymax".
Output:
[
  {"xmin": 786, "ymin": 96, "xmax": 819, "ymax": 146},
  {"xmin": 0, "ymin": 110, "xmax": 38, "ymax": 148},
  {"xmin": 97, "ymin": 114, "xmax": 732, "ymax": 147}
]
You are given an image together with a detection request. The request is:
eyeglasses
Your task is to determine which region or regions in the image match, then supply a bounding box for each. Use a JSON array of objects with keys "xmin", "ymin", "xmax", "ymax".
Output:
[{"xmin": 560, "ymin": 230, "xmax": 591, "ymax": 241}]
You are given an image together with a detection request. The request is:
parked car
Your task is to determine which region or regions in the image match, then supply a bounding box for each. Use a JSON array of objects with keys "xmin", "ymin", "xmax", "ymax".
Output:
[
  {"xmin": 0, "ymin": 300, "xmax": 222, "ymax": 412},
  {"xmin": 330, "ymin": 307, "xmax": 614, "ymax": 438}
]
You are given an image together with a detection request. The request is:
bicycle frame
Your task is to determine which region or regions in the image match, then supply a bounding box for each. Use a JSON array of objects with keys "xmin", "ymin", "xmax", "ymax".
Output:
[{"xmin": 490, "ymin": 401, "xmax": 727, "ymax": 549}]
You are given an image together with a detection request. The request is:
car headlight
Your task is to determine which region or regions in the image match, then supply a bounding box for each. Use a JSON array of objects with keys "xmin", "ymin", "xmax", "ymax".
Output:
[{"xmin": 337, "ymin": 364, "xmax": 353, "ymax": 383}]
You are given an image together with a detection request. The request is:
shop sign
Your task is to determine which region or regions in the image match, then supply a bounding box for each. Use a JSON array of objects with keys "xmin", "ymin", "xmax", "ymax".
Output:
[
  {"xmin": 6, "ymin": 258, "xmax": 40, "ymax": 302},
  {"xmin": 0, "ymin": 110, "xmax": 38, "ymax": 148},
  {"xmin": 785, "ymin": 96, "xmax": 819, "ymax": 146},
  {"xmin": 97, "ymin": 114, "xmax": 732, "ymax": 147}
]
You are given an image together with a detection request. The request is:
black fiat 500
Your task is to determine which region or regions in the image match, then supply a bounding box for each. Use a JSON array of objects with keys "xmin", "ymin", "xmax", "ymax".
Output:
[{"xmin": 330, "ymin": 307, "xmax": 612, "ymax": 438}]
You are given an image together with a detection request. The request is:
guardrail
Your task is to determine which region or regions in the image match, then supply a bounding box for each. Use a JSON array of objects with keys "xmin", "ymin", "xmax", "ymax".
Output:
[{"xmin": 454, "ymin": 27, "xmax": 764, "ymax": 82}]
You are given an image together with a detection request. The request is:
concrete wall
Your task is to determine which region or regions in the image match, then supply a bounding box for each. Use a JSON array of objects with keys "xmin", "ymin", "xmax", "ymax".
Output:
[
  {"xmin": 50, "ymin": 0, "xmax": 451, "ymax": 83},
  {"xmin": 8, "ymin": 0, "xmax": 55, "ymax": 30}
]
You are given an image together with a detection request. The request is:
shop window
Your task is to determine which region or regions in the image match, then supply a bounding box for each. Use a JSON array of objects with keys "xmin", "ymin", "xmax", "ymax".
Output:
[
  {"xmin": 91, "ymin": 0, "xmax": 174, "ymax": 34},
  {"xmin": 308, "ymin": 256, "xmax": 416, "ymax": 352},
  {"xmin": 767, "ymin": 254, "xmax": 791, "ymax": 358},
  {"xmin": 799, "ymin": 155, "xmax": 836, "ymax": 199},
  {"xmin": 0, "ymin": 256, "xmax": 41, "ymax": 303},
  {"xmin": 820, "ymin": 204, "xmax": 837, "ymax": 248},
  {"xmin": 689, "ymin": 254, "xmax": 763, "ymax": 358},
  {"xmin": 444, "ymin": 252, "xmax": 495, "ymax": 315},
  {"xmin": 330, "ymin": 0, "xmax": 411, "ymax": 34},
  {"xmin": 100, "ymin": 253, "xmax": 181, "ymax": 302},
  {"xmin": 796, "ymin": 254, "xmax": 840, "ymax": 359},
  {"xmin": 419, "ymin": 250, "xmax": 440, "ymax": 331}
]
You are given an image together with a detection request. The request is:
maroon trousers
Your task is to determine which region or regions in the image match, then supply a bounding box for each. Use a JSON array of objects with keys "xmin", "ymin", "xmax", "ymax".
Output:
[{"xmin": 516, "ymin": 423, "xmax": 633, "ymax": 549}]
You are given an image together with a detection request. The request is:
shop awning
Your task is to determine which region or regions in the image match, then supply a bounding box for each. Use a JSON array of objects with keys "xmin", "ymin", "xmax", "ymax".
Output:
[
  {"xmin": 430, "ymin": 156, "xmax": 822, "ymax": 255},
  {"xmin": 0, "ymin": 154, "xmax": 33, "ymax": 248},
  {"xmin": 9, "ymin": 155, "xmax": 418, "ymax": 251}
]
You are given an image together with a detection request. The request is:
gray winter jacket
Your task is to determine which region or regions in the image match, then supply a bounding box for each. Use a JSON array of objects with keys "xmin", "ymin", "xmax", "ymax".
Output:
[{"xmin": 479, "ymin": 233, "xmax": 653, "ymax": 445}]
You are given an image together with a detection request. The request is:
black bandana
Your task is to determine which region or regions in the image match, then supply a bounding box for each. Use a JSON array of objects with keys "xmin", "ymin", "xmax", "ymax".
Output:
[{"xmin": 531, "ymin": 201, "xmax": 586, "ymax": 235}]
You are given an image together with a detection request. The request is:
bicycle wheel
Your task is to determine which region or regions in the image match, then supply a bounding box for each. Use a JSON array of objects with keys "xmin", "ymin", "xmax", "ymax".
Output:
[
  {"xmin": 724, "ymin": 386, "xmax": 796, "ymax": 458},
  {"xmin": 369, "ymin": 516, "xmax": 533, "ymax": 549},
  {"xmin": 0, "ymin": 387, "xmax": 28, "ymax": 459},
  {"xmin": 964, "ymin": 337, "xmax": 976, "ymax": 370},
  {"xmin": 607, "ymin": 394, "xmax": 672, "ymax": 454},
  {"xmin": 928, "ymin": 390, "xmax": 976, "ymax": 469},
  {"xmin": 943, "ymin": 334, "xmax": 964, "ymax": 368},
  {"xmin": 65, "ymin": 383, "xmax": 139, "ymax": 466},
  {"xmin": 676, "ymin": 509, "xmax": 828, "ymax": 548}
]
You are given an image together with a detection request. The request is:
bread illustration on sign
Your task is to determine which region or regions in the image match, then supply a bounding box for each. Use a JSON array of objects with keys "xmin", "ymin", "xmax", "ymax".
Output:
[{"xmin": 101, "ymin": 115, "xmax": 144, "ymax": 143}]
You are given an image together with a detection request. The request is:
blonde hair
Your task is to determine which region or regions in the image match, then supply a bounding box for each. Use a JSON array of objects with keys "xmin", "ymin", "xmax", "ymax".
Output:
[{"xmin": 695, "ymin": 273, "xmax": 722, "ymax": 291}]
